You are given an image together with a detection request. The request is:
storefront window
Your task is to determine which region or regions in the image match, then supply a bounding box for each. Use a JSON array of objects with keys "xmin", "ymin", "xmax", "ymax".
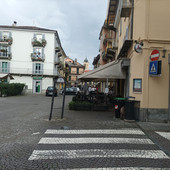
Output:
[{"xmin": 133, "ymin": 79, "xmax": 142, "ymax": 92}]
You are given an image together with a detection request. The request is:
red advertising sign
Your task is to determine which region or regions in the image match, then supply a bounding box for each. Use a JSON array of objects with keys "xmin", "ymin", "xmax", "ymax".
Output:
[{"xmin": 150, "ymin": 49, "xmax": 160, "ymax": 61}]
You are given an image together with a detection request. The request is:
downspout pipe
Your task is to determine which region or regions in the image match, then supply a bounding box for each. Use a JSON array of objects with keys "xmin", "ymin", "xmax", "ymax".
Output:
[{"xmin": 130, "ymin": 0, "xmax": 134, "ymax": 40}]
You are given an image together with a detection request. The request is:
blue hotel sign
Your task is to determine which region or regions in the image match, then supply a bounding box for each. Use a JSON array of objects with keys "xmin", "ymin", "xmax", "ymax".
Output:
[{"xmin": 149, "ymin": 61, "xmax": 161, "ymax": 75}]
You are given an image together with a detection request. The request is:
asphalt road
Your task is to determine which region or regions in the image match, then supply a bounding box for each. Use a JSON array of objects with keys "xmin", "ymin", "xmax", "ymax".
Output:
[{"xmin": 0, "ymin": 94, "xmax": 170, "ymax": 169}]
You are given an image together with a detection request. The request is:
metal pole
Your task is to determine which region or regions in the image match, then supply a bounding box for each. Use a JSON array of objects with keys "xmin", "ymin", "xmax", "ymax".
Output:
[
  {"xmin": 49, "ymin": 81, "xmax": 56, "ymax": 121},
  {"xmin": 61, "ymin": 81, "xmax": 66, "ymax": 119}
]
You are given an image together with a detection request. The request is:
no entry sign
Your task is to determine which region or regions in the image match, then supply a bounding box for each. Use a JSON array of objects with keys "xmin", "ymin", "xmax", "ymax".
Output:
[{"xmin": 150, "ymin": 49, "xmax": 160, "ymax": 61}]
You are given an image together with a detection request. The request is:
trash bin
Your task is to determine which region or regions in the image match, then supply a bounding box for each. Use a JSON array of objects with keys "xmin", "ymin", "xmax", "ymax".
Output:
[
  {"xmin": 114, "ymin": 98, "xmax": 126, "ymax": 118},
  {"xmin": 125, "ymin": 100, "xmax": 136, "ymax": 120}
]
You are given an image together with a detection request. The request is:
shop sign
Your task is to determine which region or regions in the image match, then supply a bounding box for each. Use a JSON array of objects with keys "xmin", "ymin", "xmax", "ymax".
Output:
[
  {"xmin": 150, "ymin": 49, "xmax": 160, "ymax": 61},
  {"xmin": 33, "ymin": 77, "xmax": 42, "ymax": 80},
  {"xmin": 134, "ymin": 43, "xmax": 143, "ymax": 53}
]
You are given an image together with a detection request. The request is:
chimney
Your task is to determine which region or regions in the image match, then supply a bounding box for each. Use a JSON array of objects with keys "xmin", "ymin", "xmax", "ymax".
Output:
[
  {"xmin": 12, "ymin": 21, "xmax": 17, "ymax": 26},
  {"xmin": 75, "ymin": 58, "xmax": 77, "ymax": 64}
]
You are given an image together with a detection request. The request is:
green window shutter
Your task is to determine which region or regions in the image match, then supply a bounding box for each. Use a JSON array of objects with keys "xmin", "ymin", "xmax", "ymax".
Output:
[
  {"xmin": 42, "ymin": 48, "xmax": 44, "ymax": 59},
  {"xmin": 7, "ymin": 62, "xmax": 10, "ymax": 73},
  {"xmin": 32, "ymin": 63, "xmax": 35, "ymax": 74},
  {"xmin": 0, "ymin": 62, "xmax": 2, "ymax": 72},
  {"xmin": 9, "ymin": 32, "xmax": 12, "ymax": 38},
  {"xmin": 8, "ymin": 46, "xmax": 11, "ymax": 56},
  {"xmin": 33, "ymin": 33, "xmax": 36, "ymax": 39},
  {"xmin": 41, "ymin": 63, "xmax": 43, "ymax": 74},
  {"xmin": 0, "ymin": 31, "xmax": 2, "ymax": 40},
  {"xmin": 33, "ymin": 47, "xmax": 36, "ymax": 53}
]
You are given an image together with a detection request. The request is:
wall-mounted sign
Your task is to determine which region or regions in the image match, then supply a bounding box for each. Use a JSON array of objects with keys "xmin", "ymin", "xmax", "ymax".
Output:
[
  {"xmin": 133, "ymin": 79, "xmax": 142, "ymax": 92},
  {"xmin": 56, "ymin": 77, "xmax": 65, "ymax": 83},
  {"xmin": 134, "ymin": 43, "xmax": 143, "ymax": 53},
  {"xmin": 149, "ymin": 61, "xmax": 162, "ymax": 75},
  {"xmin": 150, "ymin": 49, "xmax": 160, "ymax": 61},
  {"xmin": 33, "ymin": 77, "xmax": 42, "ymax": 80}
]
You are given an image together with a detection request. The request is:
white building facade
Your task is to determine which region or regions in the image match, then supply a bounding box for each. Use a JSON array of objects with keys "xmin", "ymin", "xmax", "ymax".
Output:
[{"xmin": 0, "ymin": 25, "xmax": 61, "ymax": 94}]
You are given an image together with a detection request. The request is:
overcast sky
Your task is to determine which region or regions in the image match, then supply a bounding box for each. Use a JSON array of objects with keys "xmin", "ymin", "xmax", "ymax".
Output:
[{"xmin": 0, "ymin": 0, "xmax": 108, "ymax": 69}]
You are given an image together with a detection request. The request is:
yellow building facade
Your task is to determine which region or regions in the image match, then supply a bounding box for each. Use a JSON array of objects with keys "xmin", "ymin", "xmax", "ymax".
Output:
[{"xmin": 113, "ymin": 0, "xmax": 170, "ymax": 121}]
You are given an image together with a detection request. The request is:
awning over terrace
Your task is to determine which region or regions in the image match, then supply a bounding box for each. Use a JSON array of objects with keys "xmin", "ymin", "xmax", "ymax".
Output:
[{"xmin": 78, "ymin": 59, "xmax": 127, "ymax": 82}]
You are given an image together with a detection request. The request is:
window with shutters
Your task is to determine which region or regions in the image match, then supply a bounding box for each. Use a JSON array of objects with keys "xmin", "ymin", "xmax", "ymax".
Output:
[
  {"xmin": 0, "ymin": 46, "xmax": 11, "ymax": 59},
  {"xmin": 35, "ymin": 63, "xmax": 41, "ymax": 74},
  {"xmin": 31, "ymin": 47, "xmax": 44, "ymax": 61},
  {"xmin": 33, "ymin": 63, "xmax": 43, "ymax": 74},
  {"xmin": 32, "ymin": 34, "xmax": 47, "ymax": 47},
  {"xmin": 0, "ymin": 31, "xmax": 13, "ymax": 45}
]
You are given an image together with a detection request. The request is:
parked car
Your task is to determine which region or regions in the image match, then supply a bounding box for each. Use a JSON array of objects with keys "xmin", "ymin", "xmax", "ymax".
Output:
[
  {"xmin": 72, "ymin": 87, "xmax": 80, "ymax": 94},
  {"xmin": 46, "ymin": 86, "xmax": 57, "ymax": 96},
  {"xmin": 61, "ymin": 87, "xmax": 76, "ymax": 95}
]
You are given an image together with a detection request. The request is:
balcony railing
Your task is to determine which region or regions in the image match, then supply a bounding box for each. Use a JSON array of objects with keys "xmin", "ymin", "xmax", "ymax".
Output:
[
  {"xmin": 112, "ymin": 40, "xmax": 118, "ymax": 49},
  {"xmin": 102, "ymin": 47, "xmax": 115, "ymax": 61},
  {"xmin": 55, "ymin": 47, "xmax": 60, "ymax": 52},
  {"xmin": 0, "ymin": 52, "xmax": 12, "ymax": 60},
  {"xmin": 0, "ymin": 37, "xmax": 13, "ymax": 46},
  {"xmin": 31, "ymin": 53, "xmax": 45, "ymax": 62},
  {"xmin": 114, "ymin": 0, "xmax": 132, "ymax": 28},
  {"xmin": 32, "ymin": 38, "xmax": 47, "ymax": 47},
  {"xmin": 58, "ymin": 52, "xmax": 62, "ymax": 57},
  {"xmin": 8, "ymin": 67, "xmax": 58, "ymax": 76},
  {"xmin": 121, "ymin": 0, "xmax": 132, "ymax": 17}
]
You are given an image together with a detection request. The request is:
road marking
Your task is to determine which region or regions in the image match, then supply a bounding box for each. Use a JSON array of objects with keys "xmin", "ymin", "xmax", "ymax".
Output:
[
  {"xmin": 38, "ymin": 137, "xmax": 154, "ymax": 144},
  {"xmin": 59, "ymin": 168, "xmax": 164, "ymax": 170},
  {"xmin": 156, "ymin": 131, "xmax": 170, "ymax": 140},
  {"xmin": 45, "ymin": 129, "xmax": 145, "ymax": 135},
  {"xmin": 28, "ymin": 149, "xmax": 169, "ymax": 160}
]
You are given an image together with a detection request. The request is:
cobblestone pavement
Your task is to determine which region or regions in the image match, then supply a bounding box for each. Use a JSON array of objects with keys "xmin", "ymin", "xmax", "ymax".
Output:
[{"xmin": 0, "ymin": 94, "xmax": 170, "ymax": 169}]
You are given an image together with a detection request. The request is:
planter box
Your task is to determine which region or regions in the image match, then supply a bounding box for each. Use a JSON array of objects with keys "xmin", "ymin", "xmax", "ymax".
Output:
[{"xmin": 69, "ymin": 104, "xmax": 92, "ymax": 111}]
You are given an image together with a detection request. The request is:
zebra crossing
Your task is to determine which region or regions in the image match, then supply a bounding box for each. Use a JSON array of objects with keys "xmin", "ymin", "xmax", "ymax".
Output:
[{"xmin": 28, "ymin": 128, "xmax": 170, "ymax": 169}]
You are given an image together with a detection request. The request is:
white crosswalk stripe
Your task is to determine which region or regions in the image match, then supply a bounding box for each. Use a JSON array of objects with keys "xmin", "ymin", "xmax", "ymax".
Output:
[
  {"xmin": 155, "ymin": 131, "xmax": 170, "ymax": 140},
  {"xmin": 45, "ymin": 129, "xmax": 145, "ymax": 135},
  {"xmin": 28, "ymin": 128, "xmax": 170, "ymax": 169},
  {"xmin": 38, "ymin": 137, "xmax": 154, "ymax": 145},
  {"xmin": 28, "ymin": 149, "xmax": 168, "ymax": 160}
]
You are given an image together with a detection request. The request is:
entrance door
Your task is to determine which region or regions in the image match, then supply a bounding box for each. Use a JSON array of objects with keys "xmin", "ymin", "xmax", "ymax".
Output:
[{"xmin": 33, "ymin": 80, "xmax": 42, "ymax": 93}]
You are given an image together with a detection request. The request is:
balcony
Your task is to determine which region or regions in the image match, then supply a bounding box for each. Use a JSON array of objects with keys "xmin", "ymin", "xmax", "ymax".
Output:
[
  {"xmin": 58, "ymin": 52, "xmax": 62, "ymax": 58},
  {"xmin": 32, "ymin": 38, "xmax": 47, "ymax": 47},
  {"xmin": 102, "ymin": 48, "xmax": 115, "ymax": 61},
  {"xmin": 31, "ymin": 53, "xmax": 45, "ymax": 62},
  {"xmin": 0, "ymin": 37, "xmax": 13, "ymax": 46},
  {"xmin": 112, "ymin": 40, "xmax": 118, "ymax": 49},
  {"xmin": 58, "ymin": 63, "xmax": 64, "ymax": 70},
  {"xmin": 121, "ymin": 0, "xmax": 132, "ymax": 17},
  {"xmin": 0, "ymin": 51, "xmax": 12, "ymax": 60},
  {"xmin": 55, "ymin": 47, "xmax": 60, "ymax": 52}
]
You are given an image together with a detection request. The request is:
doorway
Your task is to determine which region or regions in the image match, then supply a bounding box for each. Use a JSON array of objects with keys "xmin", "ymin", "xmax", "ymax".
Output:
[{"xmin": 33, "ymin": 80, "xmax": 42, "ymax": 93}]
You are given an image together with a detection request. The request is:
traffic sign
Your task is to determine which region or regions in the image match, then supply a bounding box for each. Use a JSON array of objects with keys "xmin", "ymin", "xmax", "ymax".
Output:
[
  {"xmin": 149, "ymin": 61, "xmax": 161, "ymax": 75},
  {"xmin": 150, "ymin": 49, "xmax": 160, "ymax": 61}
]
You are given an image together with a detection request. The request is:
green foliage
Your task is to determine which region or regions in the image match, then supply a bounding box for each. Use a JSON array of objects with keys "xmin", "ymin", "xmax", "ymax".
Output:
[{"xmin": 0, "ymin": 83, "xmax": 25, "ymax": 96}]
